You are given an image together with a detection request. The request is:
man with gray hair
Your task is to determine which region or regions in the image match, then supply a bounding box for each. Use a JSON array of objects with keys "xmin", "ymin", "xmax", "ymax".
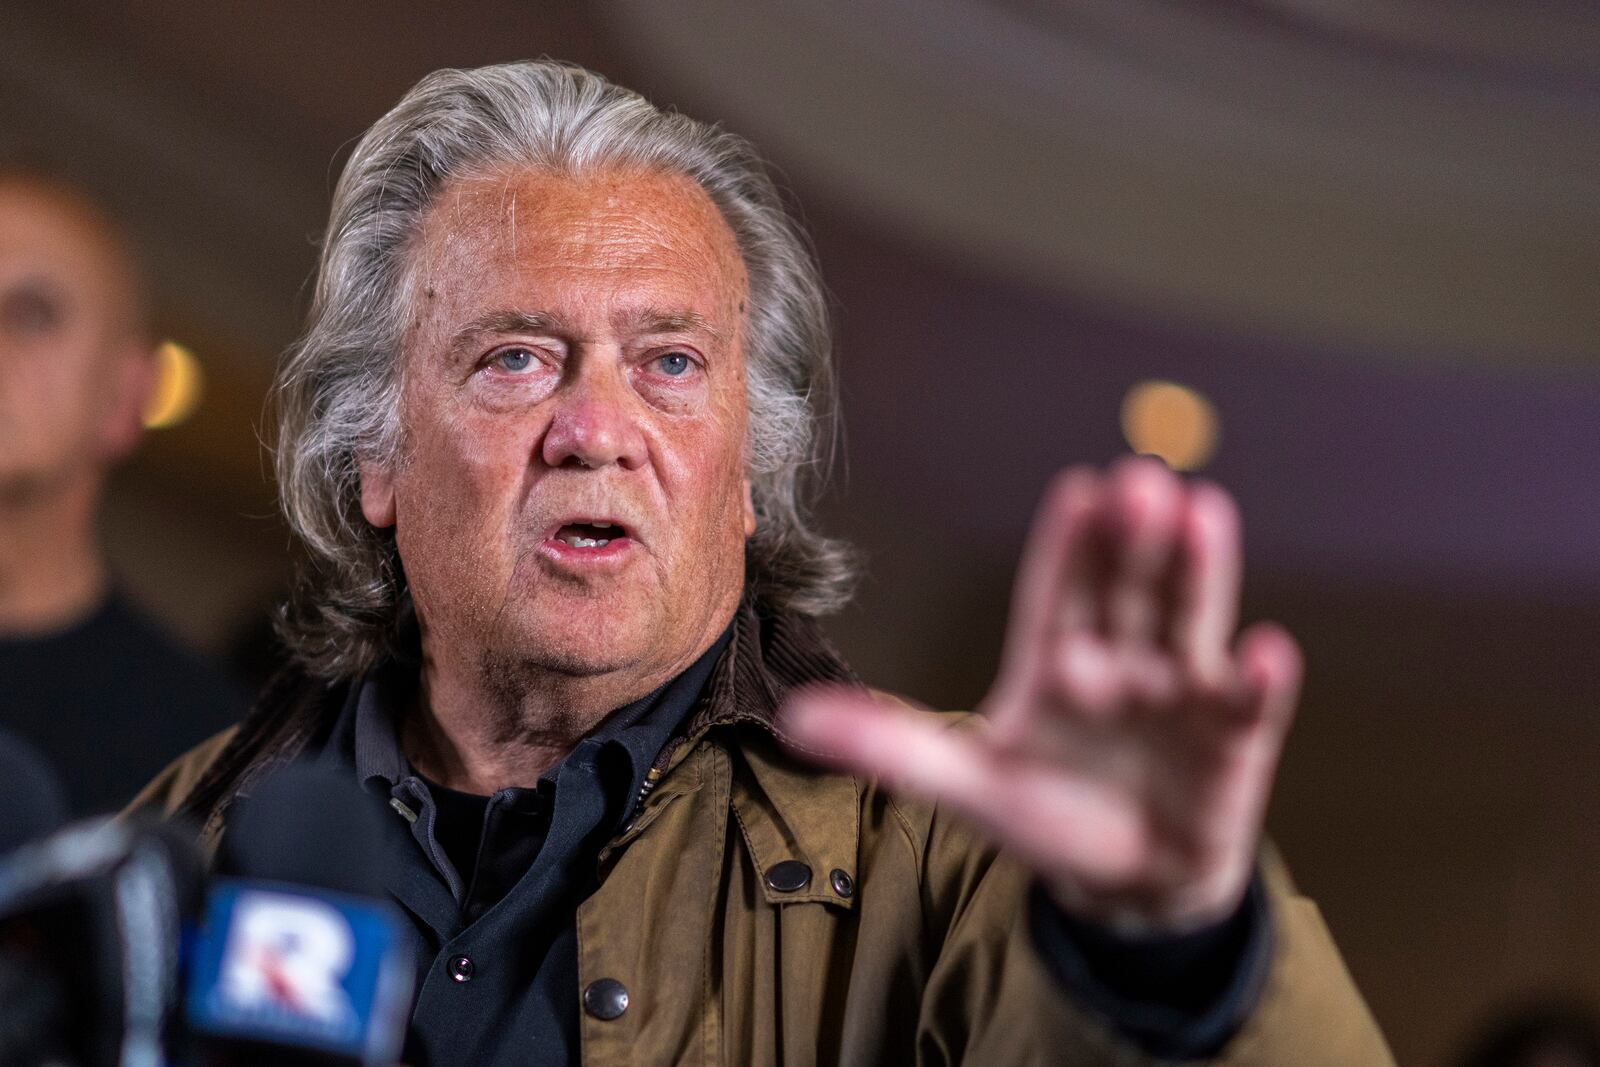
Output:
[{"xmin": 137, "ymin": 61, "xmax": 1390, "ymax": 1064}]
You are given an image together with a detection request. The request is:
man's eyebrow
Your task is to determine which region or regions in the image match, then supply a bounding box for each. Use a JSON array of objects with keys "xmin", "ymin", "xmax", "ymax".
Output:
[
  {"xmin": 2, "ymin": 274, "xmax": 68, "ymax": 303},
  {"xmin": 443, "ymin": 306, "xmax": 726, "ymax": 360},
  {"xmin": 617, "ymin": 307, "xmax": 723, "ymax": 341},
  {"xmin": 446, "ymin": 309, "xmax": 561, "ymax": 359}
]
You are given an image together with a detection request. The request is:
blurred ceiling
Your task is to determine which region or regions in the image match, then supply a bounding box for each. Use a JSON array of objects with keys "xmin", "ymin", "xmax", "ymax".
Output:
[{"xmin": 606, "ymin": 0, "xmax": 1600, "ymax": 364}]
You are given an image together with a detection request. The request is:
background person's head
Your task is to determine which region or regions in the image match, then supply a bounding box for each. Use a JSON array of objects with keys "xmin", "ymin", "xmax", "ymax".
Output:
[
  {"xmin": 0, "ymin": 175, "xmax": 152, "ymax": 506},
  {"xmin": 0, "ymin": 174, "xmax": 155, "ymax": 628},
  {"xmin": 274, "ymin": 60, "xmax": 855, "ymax": 680}
]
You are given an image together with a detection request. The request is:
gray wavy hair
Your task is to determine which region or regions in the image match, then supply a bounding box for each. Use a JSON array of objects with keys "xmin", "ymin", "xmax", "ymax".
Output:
[{"xmin": 273, "ymin": 60, "xmax": 854, "ymax": 679}]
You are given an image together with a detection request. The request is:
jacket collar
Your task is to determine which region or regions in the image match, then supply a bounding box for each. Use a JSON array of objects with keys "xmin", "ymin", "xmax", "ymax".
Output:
[
  {"xmin": 686, "ymin": 602, "xmax": 866, "ymax": 912},
  {"xmin": 680, "ymin": 597, "xmax": 860, "ymax": 743}
]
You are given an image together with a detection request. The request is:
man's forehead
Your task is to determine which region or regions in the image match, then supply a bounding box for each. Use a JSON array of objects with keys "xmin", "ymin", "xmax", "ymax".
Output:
[
  {"xmin": 0, "ymin": 183, "xmax": 118, "ymax": 256},
  {"xmin": 414, "ymin": 166, "xmax": 747, "ymax": 294},
  {"xmin": 0, "ymin": 183, "xmax": 144, "ymax": 320},
  {"xmin": 0, "ymin": 190, "xmax": 93, "ymax": 265},
  {"xmin": 438, "ymin": 164, "xmax": 722, "ymax": 217}
]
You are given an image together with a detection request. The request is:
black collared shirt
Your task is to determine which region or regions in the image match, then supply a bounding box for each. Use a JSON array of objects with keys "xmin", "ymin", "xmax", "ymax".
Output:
[{"xmin": 318, "ymin": 625, "xmax": 732, "ymax": 1066}]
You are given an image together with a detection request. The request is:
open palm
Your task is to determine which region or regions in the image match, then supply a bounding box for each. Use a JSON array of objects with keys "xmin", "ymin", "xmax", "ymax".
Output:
[{"xmin": 785, "ymin": 457, "xmax": 1301, "ymax": 931}]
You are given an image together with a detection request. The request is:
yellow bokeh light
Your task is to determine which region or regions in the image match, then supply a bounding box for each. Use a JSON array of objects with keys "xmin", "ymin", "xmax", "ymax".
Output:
[
  {"xmin": 1120, "ymin": 380, "xmax": 1219, "ymax": 471},
  {"xmin": 143, "ymin": 340, "xmax": 204, "ymax": 430}
]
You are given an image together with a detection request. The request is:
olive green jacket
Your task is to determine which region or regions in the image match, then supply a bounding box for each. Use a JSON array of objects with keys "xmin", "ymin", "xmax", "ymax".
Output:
[{"xmin": 132, "ymin": 607, "xmax": 1392, "ymax": 1065}]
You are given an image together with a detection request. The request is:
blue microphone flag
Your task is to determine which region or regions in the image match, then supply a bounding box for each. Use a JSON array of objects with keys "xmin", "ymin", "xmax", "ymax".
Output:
[{"xmin": 185, "ymin": 878, "xmax": 412, "ymax": 1066}]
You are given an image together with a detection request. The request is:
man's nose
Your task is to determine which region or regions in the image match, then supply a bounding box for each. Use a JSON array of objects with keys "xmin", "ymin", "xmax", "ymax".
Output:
[{"xmin": 539, "ymin": 359, "xmax": 648, "ymax": 471}]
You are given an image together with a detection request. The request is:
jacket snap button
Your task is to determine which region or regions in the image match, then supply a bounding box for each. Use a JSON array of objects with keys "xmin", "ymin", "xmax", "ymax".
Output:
[
  {"xmin": 448, "ymin": 955, "xmax": 474, "ymax": 982},
  {"xmin": 830, "ymin": 868, "xmax": 854, "ymax": 898},
  {"xmin": 765, "ymin": 860, "xmax": 812, "ymax": 893},
  {"xmin": 584, "ymin": 978, "xmax": 630, "ymax": 1020}
]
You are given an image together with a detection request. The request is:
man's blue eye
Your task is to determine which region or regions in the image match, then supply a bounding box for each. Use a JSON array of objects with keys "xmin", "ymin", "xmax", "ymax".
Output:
[
  {"xmin": 496, "ymin": 348, "xmax": 533, "ymax": 372},
  {"xmin": 657, "ymin": 353, "xmax": 691, "ymax": 377}
]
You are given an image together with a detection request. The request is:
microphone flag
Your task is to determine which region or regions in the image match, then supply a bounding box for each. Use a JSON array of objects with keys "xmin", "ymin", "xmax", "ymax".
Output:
[{"xmin": 185, "ymin": 877, "xmax": 413, "ymax": 1066}]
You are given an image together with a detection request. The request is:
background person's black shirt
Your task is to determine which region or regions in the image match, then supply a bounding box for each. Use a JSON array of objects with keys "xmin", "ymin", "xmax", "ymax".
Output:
[{"xmin": 0, "ymin": 591, "xmax": 248, "ymax": 815}]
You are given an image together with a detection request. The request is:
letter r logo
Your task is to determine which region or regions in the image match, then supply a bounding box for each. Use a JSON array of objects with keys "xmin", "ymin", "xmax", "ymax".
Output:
[{"xmin": 219, "ymin": 889, "xmax": 358, "ymax": 1027}]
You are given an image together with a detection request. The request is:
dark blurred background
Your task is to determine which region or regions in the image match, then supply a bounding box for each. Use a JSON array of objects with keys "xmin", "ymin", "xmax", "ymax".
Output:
[{"xmin": 2, "ymin": 2, "xmax": 1597, "ymax": 1061}]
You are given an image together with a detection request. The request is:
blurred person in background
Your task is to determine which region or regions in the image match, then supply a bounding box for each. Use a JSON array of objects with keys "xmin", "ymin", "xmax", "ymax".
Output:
[
  {"xmin": 135, "ymin": 62, "xmax": 1389, "ymax": 1064},
  {"xmin": 0, "ymin": 173, "xmax": 246, "ymax": 814}
]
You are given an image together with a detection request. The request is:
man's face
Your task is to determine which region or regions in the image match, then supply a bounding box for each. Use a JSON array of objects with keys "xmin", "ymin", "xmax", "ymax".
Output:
[
  {"xmin": 362, "ymin": 167, "xmax": 756, "ymax": 687},
  {"xmin": 0, "ymin": 183, "xmax": 147, "ymax": 503}
]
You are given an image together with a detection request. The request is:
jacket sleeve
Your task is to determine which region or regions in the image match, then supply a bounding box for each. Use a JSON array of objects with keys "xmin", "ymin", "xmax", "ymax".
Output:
[
  {"xmin": 913, "ymin": 802, "xmax": 1394, "ymax": 1065},
  {"xmin": 1028, "ymin": 868, "xmax": 1271, "ymax": 1058}
]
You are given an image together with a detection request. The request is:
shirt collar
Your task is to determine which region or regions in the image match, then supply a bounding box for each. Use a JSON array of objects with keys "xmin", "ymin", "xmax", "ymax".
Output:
[
  {"xmin": 585, "ymin": 624, "xmax": 732, "ymax": 808},
  {"xmin": 330, "ymin": 619, "xmax": 736, "ymax": 804}
]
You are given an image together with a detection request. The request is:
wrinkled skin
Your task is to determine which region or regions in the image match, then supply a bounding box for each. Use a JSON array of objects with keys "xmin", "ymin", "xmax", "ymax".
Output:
[{"xmin": 361, "ymin": 167, "xmax": 755, "ymax": 787}]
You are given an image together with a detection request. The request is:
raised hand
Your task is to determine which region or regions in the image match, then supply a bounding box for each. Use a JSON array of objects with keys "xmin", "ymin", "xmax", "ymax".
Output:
[{"xmin": 784, "ymin": 457, "xmax": 1302, "ymax": 932}]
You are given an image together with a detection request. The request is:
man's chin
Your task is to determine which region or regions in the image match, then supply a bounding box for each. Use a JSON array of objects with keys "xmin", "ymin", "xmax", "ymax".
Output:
[
  {"xmin": 499, "ymin": 642, "xmax": 633, "ymax": 680},
  {"xmin": 490, "ymin": 608, "xmax": 656, "ymax": 680}
]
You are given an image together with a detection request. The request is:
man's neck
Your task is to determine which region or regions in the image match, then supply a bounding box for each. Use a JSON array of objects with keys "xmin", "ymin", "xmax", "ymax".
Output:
[
  {"xmin": 0, "ymin": 480, "xmax": 108, "ymax": 636},
  {"xmin": 403, "ymin": 639, "xmax": 715, "ymax": 795}
]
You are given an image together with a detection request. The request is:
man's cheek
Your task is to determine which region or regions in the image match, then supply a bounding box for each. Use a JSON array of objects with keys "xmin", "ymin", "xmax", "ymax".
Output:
[{"xmin": 395, "ymin": 477, "xmax": 492, "ymax": 589}]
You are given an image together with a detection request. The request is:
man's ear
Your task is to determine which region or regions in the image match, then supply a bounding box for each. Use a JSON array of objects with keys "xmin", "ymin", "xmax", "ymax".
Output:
[
  {"xmin": 96, "ymin": 341, "xmax": 157, "ymax": 462},
  {"xmin": 360, "ymin": 459, "xmax": 398, "ymax": 529},
  {"xmin": 742, "ymin": 477, "xmax": 757, "ymax": 537}
]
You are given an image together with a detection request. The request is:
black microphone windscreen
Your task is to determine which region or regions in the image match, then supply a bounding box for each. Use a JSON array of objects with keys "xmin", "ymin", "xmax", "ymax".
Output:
[
  {"xmin": 0, "ymin": 729, "xmax": 69, "ymax": 854},
  {"xmin": 219, "ymin": 762, "xmax": 393, "ymax": 897},
  {"xmin": 123, "ymin": 814, "xmax": 211, "ymax": 920}
]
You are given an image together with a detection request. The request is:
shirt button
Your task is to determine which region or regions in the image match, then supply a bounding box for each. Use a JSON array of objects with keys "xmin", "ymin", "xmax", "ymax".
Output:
[
  {"xmin": 449, "ymin": 955, "xmax": 475, "ymax": 983},
  {"xmin": 764, "ymin": 860, "xmax": 811, "ymax": 893},
  {"xmin": 583, "ymin": 978, "xmax": 629, "ymax": 1020},
  {"xmin": 830, "ymin": 868, "xmax": 854, "ymax": 898}
]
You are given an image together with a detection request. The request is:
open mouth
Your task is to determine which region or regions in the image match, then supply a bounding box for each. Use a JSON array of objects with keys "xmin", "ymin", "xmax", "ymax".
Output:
[{"xmin": 551, "ymin": 521, "xmax": 628, "ymax": 549}]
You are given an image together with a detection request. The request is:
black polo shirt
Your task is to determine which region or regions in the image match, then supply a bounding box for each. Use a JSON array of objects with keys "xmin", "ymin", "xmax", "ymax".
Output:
[
  {"xmin": 317, "ymin": 620, "xmax": 1268, "ymax": 1063},
  {"xmin": 318, "ymin": 625, "xmax": 731, "ymax": 1066}
]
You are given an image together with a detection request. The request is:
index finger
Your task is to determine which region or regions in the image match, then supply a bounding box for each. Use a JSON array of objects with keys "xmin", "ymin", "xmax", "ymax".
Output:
[{"xmin": 989, "ymin": 467, "xmax": 1103, "ymax": 726}]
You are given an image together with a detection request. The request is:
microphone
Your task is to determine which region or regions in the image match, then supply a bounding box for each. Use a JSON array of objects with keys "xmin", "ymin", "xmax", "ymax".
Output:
[
  {"xmin": 182, "ymin": 762, "xmax": 413, "ymax": 1066},
  {"xmin": 0, "ymin": 729, "xmax": 72, "ymax": 1064},
  {"xmin": 0, "ymin": 727, "xmax": 205, "ymax": 1067},
  {"xmin": 0, "ymin": 728, "xmax": 71, "ymax": 853}
]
